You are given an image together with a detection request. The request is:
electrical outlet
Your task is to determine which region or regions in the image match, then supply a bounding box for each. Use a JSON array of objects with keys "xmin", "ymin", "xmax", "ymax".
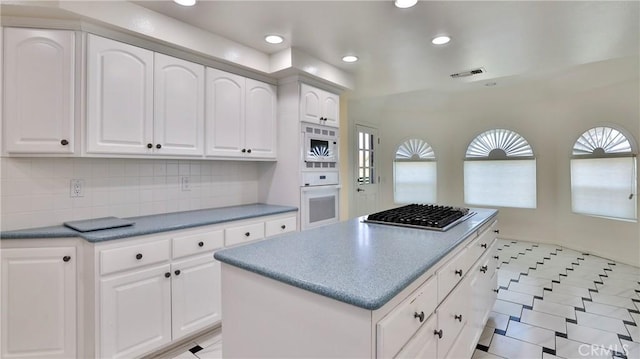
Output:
[
  {"xmin": 70, "ymin": 179, "xmax": 84, "ymax": 198},
  {"xmin": 181, "ymin": 176, "xmax": 191, "ymax": 191}
]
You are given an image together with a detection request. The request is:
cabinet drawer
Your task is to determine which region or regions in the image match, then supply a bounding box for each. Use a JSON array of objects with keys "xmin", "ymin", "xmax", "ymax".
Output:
[
  {"xmin": 173, "ymin": 230, "xmax": 224, "ymax": 259},
  {"xmin": 437, "ymin": 247, "xmax": 469, "ymax": 303},
  {"xmin": 377, "ymin": 276, "xmax": 437, "ymax": 359},
  {"xmin": 466, "ymin": 220, "xmax": 498, "ymax": 268},
  {"xmin": 225, "ymin": 222, "xmax": 265, "ymax": 247},
  {"xmin": 394, "ymin": 314, "xmax": 438, "ymax": 359},
  {"xmin": 436, "ymin": 278, "xmax": 470, "ymax": 359},
  {"xmin": 265, "ymin": 216, "xmax": 297, "ymax": 237},
  {"xmin": 100, "ymin": 239, "xmax": 170, "ymax": 275}
]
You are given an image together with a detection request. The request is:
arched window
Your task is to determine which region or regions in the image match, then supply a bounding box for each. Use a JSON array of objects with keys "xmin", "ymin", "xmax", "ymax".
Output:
[
  {"xmin": 464, "ymin": 129, "xmax": 537, "ymax": 208},
  {"xmin": 394, "ymin": 138, "xmax": 437, "ymax": 204},
  {"xmin": 571, "ymin": 126, "xmax": 637, "ymax": 221}
]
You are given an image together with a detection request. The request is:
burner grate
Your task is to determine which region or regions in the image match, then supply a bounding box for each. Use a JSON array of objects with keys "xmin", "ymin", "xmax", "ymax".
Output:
[{"xmin": 364, "ymin": 204, "xmax": 474, "ymax": 231}]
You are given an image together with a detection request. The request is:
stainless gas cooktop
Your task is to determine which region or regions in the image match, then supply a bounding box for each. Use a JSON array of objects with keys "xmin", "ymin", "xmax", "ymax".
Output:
[{"xmin": 363, "ymin": 204, "xmax": 476, "ymax": 231}]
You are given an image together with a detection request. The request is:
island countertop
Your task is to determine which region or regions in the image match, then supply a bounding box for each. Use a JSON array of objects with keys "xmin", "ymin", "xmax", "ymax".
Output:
[{"xmin": 214, "ymin": 207, "xmax": 498, "ymax": 310}]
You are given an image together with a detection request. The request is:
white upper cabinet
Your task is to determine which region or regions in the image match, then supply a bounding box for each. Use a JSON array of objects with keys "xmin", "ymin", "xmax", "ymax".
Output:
[
  {"xmin": 3, "ymin": 28, "xmax": 76, "ymax": 154},
  {"xmin": 154, "ymin": 53, "xmax": 205, "ymax": 156},
  {"xmin": 205, "ymin": 68, "xmax": 277, "ymax": 159},
  {"xmin": 300, "ymin": 83, "xmax": 339, "ymax": 128},
  {"xmin": 86, "ymin": 34, "xmax": 154, "ymax": 155}
]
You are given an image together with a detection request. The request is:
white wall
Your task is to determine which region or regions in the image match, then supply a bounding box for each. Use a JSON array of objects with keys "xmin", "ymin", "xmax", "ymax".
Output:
[
  {"xmin": 0, "ymin": 158, "xmax": 259, "ymax": 231},
  {"xmin": 348, "ymin": 72, "xmax": 639, "ymax": 266}
]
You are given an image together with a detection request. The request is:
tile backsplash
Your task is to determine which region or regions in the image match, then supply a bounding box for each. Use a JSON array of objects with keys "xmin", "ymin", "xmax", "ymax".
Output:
[{"xmin": 0, "ymin": 157, "xmax": 259, "ymax": 231}]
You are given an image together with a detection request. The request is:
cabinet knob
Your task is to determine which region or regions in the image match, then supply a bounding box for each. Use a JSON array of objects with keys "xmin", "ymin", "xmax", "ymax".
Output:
[
  {"xmin": 241, "ymin": 149, "xmax": 247, "ymax": 153},
  {"xmin": 63, "ymin": 255, "xmax": 71, "ymax": 262},
  {"xmin": 245, "ymin": 232, "xmax": 250, "ymax": 237},
  {"xmin": 481, "ymin": 243, "xmax": 487, "ymax": 249},
  {"xmin": 455, "ymin": 269, "xmax": 463, "ymax": 277},
  {"xmin": 247, "ymin": 149, "xmax": 252, "ymax": 153},
  {"xmin": 165, "ymin": 272, "xmax": 171, "ymax": 278},
  {"xmin": 493, "ymin": 255, "xmax": 499, "ymax": 260},
  {"xmin": 480, "ymin": 265, "xmax": 488, "ymax": 273},
  {"xmin": 147, "ymin": 143, "xmax": 153, "ymax": 149},
  {"xmin": 198, "ymin": 241, "xmax": 204, "ymax": 247},
  {"xmin": 493, "ymin": 229, "xmax": 500, "ymax": 234},
  {"xmin": 60, "ymin": 139, "xmax": 69, "ymax": 146},
  {"xmin": 136, "ymin": 253, "xmax": 143, "ymax": 260},
  {"xmin": 493, "ymin": 289, "xmax": 499, "ymax": 293},
  {"xmin": 434, "ymin": 329, "xmax": 443, "ymax": 339},
  {"xmin": 454, "ymin": 314, "xmax": 463, "ymax": 322},
  {"xmin": 281, "ymin": 225, "xmax": 286, "ymax": 230},
  {"xmin": 414, "ymin": 311, "xmax": 425, "ymax": 323},
  {"xmin": 156, "ymin": 144, "xmax": 162, "ymax": 149},
  {"xmin": 174, "ymin": 270, "xmax": 181, "ymax": 276}
]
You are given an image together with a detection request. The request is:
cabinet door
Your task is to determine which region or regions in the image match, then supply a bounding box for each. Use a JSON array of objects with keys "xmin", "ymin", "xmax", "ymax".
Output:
[
  {"xmin": 171, "ymin": 253, "xmax": 221, "ymax": 340},
  {"xmin": 3, "ymin": 28, "xmax": 75, "ymax": 154},
  {"xmin": 205, "ymin": 68, "xmax": 245, "ymax": 157},
  {"xmin": 321, "ymin": 91, "xmax": 340, "ymax": 128},
  {"xmin": 154, "ymin": 53, "xmax": 204, "ymax": 156},
  {"xmin": 244, "ymin": 79, "xmax": 277, "ymax": 159},
  {"xmin": 436, "ymin": 277, "xmax": 470, "ymax": 359},
  {"xmin": 394, "ymin": 314, "xmax": 438, "ymax": 359},
  {"xmin": 300, "ymin": 83, "xmax": 322, "ymax": 124},
  {"xmin": 100, "ymin": 264, "xmax": 171, "ymax": 358},
  {"xmin": 86, "ymin": 34, "xmax": 154, "ymax": 154},
  {"xmin": 1, "ymin": 247, "xmax": 76, "ymax": 359}
]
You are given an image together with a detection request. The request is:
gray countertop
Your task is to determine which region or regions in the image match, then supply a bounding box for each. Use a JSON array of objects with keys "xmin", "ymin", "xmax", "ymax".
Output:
[
  {"xmin": 1, "ymin": 204, "xmax": 298, "ymax": 242},
  {"xmin": 214, "ymin": 208, "xmax": 497, "ymax": 310}
]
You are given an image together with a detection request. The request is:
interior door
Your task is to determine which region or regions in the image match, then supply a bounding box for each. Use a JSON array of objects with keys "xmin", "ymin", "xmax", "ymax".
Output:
[{"xmin": 354, "ymin": 125, "xmax": 379, "ymax": 217}]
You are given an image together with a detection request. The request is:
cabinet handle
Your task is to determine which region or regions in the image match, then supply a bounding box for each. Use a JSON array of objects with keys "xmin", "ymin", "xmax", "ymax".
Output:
[
  {"xmin": 481, "ymin": 243, "xmax": 487, "ymax": 248},
  {"xmin": 147, "ymin": 143, "xmax": 153, "ymax": 149},
  {"xmin": 165, "ymin": 272, "xmax": 171, "ymax": 278},
  {"xmin": 281, "ymin": 225, "xmax": 286, "ymax": 230},
  {"xmin": 493, "ymin": 229, "xmax": 500, "ymax": 234},
  {"xmin": 247, "ymin": 149, "xmax": 252, "ymax": 153},
  {"xmin": 156, "ymin": 144, "xmax": 162, "ymax": 149},
  {"xmin": 136, "ymin": 253, "xmax": 143, "ymax": 260},
  {"xmin": 60, "ymin": 139, "xmax": 69, "ymax": 146},
  {"xmin": 245, "ymin": 232, "xmax": 250, "ymax": 237},
  {"xmin": 198, "ymin": 241, "xmax": 204, "ymax": 247},
  {"xmin": 455, "ymin": 269, "xmax": 463, "ymax": 277},
  {"xmin": 454, "ymin": 314, "xmax": 463, "ymax": 322},
  {"xmin": 63, "ymin": 255, "xmax": 71, "ymax": 262},
  {"xmin": 493, "ymin": 255, "xmax": 499, "ymax": 260},
  {"xmin": 480, "ymin": 265, "xmax": 488, "ymax": 273},
  {"xmin": 414, "ymin": 311, "xmax": 425, "ymax": 323},
  {"xmin": 493, "ymin": 289, "xmax": 499, "ymax": 293},
  {"xmin": 434, "ymin": 329, "xmax": 443, "ymax": 339},
  {"xmin": 174, "ymin": 270, "xmax": 181, "ymax": 276},
  {"xmin": 241, "ymin": 149, "xmax": 247, "ymax": 153}
]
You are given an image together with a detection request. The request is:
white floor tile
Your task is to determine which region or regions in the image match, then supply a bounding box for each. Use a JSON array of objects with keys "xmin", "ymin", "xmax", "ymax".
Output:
[
  {"xmin": 620, "ymin": 339, "xmax": 639, "ymax": 359},
  {"xmin": 584, "ymin": 301, "xmax": 634, "ymax": 321},
  {"xmin": 626, "ymin": 323, "xmax": 640, "ymax": 343},
  {"xmin": 595, "ymin": 283, "xmax": 638, "ymax": 298},
  {"xmin": 472, "ymin": 349, "xmax": 506, "ymax": 359},
  {"xmin": 195, "ymin": 340, "xmax": 222, "ymax": 359},
  {"xmin": 493, "ymin": 299, "xmax": 524, "ymax": 318},
  {"xmin": 605, "ymin": 271, "xmax": 640, "ymax": 283},
  {"xmin": 171, "ymin": 351, "xmax": 198, "ymax": 359},
  {"xmin": 520, "ymin": 309, "xmax": 567, "ymax": 334},
  {"xmin": 551, "ymin": 283, "xmax": 591, "ymax": 299},
  {"xmin": 506, "ymin": 320, "xmax": 556, "ymax": 349},
  {"xmin": 610, "ymin": 263, "xmax": 640, "ymax": 275},
  {"xmin": 532, "ymin": 298, "xmax": 576, "ymax": 320},
  {"xmin": 488, "ymin": 332, "xmax": 542, "ymax": 359},
  {"xmin": 508, "ymin": 282, "xmax": 545, "ymax": 297},
  {"xmin": 527, "ymin": 269, "xmax": 561, "ymax": 281},
  {"xmin": 487, "ymin": 311, "xmax": 510, "ymax": 331},
  {"xmin": 566, "ymin": 323, "xmax": 622, "ymax": 350},
  {"xmin": 517, "ymin": 276, "xmax": 553, "ymax": 288},
  {"xmin": 498, "ymin": 289, "xmax": 535, "ymax": 306},
  {"xmin": 558, "ymin": 277, "xmax": 599, "ymax": 290},
  {"xmin": 555, "ymin": 337, "xmax": 611, "ymax": 359},
  {"xmin": 542, "ymin": 291, "xmax": 585, "ymax": 308},
  {"xmin": 542, "ymin": 353, "xmax": 563, "ymax": 359},
  {"xmin": 590, "ymin": 292, "xmax": 637, "ymax": 310},
  {"xmin": 631, "ymin": 311, "xmax": 640, "ymax": 326},
  {"xmin": 575, "ymin": 311, "xmax": 630, "ymax": 336},
  {"xmin": 600, "ymin": 278, "xmax": 640, "ymax": 290}
]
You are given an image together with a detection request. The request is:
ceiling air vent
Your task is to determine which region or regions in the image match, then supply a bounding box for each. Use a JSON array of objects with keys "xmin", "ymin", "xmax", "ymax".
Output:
[{"xmin": 450, "ymin": 67, "xmax": 485, "ymax": 78}]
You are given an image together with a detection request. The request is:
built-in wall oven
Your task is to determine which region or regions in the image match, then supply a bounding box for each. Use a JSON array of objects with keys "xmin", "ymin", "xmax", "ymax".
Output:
[{"xmin": 300, "ymin": 123, "xmax": 340, "ymax": 230}]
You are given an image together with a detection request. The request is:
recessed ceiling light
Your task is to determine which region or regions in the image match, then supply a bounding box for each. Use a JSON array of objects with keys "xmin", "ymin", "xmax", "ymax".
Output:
[
  {"xmin": 264, "ymin": 35, "xmax": 284, "ymax": 44},
  {"xmin": 394, "ymin": 0, "xmax": 418, "ymax": 8},
  {"xmin": 431, "ymin": 35, "xmax": 451, "ymax": 45},
  {"xmin": 342, "ymin": 55, "xmax": 359, "ymax": 63},
  {"xmin": 173, "ymin": 0, "xmax": 196, "ymax": 6}
]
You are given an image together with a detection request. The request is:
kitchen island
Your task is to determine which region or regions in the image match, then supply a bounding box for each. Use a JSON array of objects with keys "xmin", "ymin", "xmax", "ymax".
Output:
[{"xmin": 214, "ymin": 208, "xmax": 499, "ymax": 359}]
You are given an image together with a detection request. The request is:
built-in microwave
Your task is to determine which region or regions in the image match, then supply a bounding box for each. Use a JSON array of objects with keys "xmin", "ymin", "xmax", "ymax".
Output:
[{"xmin": 303, "ymin": 124, "xmax": 338, "ymax": 163}]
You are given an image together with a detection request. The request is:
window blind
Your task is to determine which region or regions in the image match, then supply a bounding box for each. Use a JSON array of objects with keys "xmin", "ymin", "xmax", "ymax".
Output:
[
  {"xmin": 464, "ymin": 159, "xmax": 537, "ymax": 208},
  {"xmin": 394, "ymin": 161, "xmax": 437, "ymax": 204}
]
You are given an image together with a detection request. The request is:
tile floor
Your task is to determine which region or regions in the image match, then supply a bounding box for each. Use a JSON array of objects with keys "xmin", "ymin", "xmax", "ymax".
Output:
[{"xmin": 168, "ymin": 239, "xmax": 640, "ymax": 359}]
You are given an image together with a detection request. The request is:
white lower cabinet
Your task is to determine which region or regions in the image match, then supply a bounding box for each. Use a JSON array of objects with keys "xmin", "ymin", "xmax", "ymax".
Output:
[
  {"xmin": 395, "ymin": 314, "xmax": 438, "ymax": 359},
  {"xmin": 100, "ymin": 264, "xmax": 172, "ymax": 359},
  {"xmin": 0, "ymin": 246, "xmax": 77, "ymax": 359}
]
